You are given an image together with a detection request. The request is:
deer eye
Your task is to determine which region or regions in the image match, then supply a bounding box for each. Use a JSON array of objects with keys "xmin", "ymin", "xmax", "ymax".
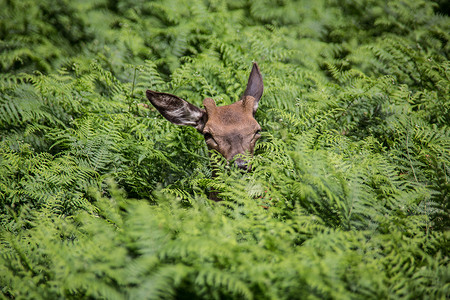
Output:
[
  {"xmin": 204, "ymin": 132, "xmax": 213, "ymax": 140},
  {"xmin": 203, "ymin": 132, "xmax": 218, "ymax": 146}
]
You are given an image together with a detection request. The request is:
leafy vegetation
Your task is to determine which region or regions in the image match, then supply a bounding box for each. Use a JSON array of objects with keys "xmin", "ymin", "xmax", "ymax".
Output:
[{"xmin": 1, "ymin": 0, "xmax": 449, "ymax": 299}]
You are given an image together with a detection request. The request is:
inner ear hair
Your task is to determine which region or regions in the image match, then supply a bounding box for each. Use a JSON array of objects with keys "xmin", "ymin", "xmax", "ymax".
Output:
[
  {"xmin": 242, "ymin": 63, "xmax": 264, "ymax": 114},
  {"xmin": 243, "ymin": 63, "xmax": 263, "ymax": 101},
  {"xmin": 146, "ymin": 90, "xmax": 206, "ymax": 131}
]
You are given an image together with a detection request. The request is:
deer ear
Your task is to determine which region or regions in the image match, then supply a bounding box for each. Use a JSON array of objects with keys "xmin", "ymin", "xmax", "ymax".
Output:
[
  {"xmin": 243, "ymin": 62, "xmax": 264, "ymax": 114},
  {"xmin": 146, "ymin": 90, "xmax": 206, "ymax": 131}
]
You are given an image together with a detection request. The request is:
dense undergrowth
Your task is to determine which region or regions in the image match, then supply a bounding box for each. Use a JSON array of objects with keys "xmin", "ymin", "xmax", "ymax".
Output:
[{"xmin": 0, "ymin": 0, "xmax": 449, "ymax": 299}]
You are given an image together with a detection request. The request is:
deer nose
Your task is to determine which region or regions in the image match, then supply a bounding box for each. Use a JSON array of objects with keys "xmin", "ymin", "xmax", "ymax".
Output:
[{"xmin": 234, "ymin": 157, "xmax": 249, "ymax": 171}]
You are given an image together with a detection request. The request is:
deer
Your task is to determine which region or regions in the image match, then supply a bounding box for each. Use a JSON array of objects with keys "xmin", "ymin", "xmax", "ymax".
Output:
[{"xmin": 146, "ymin": 63, "xmax": 263, "ymax": 199}]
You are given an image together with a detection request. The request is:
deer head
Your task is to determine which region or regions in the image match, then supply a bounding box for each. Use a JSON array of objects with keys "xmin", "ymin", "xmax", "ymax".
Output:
[{"xmin": 146, "ymin": 63, "xmax": 263, "ymax": 171}]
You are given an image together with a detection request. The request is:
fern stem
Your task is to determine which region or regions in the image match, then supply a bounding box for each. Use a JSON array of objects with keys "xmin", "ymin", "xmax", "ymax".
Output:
[
  {"xmin": 406, "ymin": 126, "xmax": 431, "ymax": 235},
  {"xmin": 406, "ymin": 128, "xmax": 418, "ymax": 184},
  {"xmin": 128, "ymin": 67, "xmax": 138, "ymax": 112}
]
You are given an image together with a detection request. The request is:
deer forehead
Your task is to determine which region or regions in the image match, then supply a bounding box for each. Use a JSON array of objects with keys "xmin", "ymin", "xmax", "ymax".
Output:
[{"xmin": 203, "ymin": 102, "xmax": 259, "ymax": 135}]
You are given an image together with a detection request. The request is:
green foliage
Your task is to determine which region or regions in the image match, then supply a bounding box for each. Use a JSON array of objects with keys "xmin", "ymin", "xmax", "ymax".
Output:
[{"xmin": 1, "ymin": 0, "xmax": 449, "ymax": 299}]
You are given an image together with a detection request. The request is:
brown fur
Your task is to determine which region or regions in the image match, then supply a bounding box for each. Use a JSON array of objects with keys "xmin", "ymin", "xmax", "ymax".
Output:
[{"xmin": 146, "ymin": 63, "xmax": 264, "ymax": 199}]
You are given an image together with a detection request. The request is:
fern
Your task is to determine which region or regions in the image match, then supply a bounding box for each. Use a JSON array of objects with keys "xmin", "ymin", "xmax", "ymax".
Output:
[{"xmin": 0, "ymin": 0, "xmax": 449, "ymax": 299}]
